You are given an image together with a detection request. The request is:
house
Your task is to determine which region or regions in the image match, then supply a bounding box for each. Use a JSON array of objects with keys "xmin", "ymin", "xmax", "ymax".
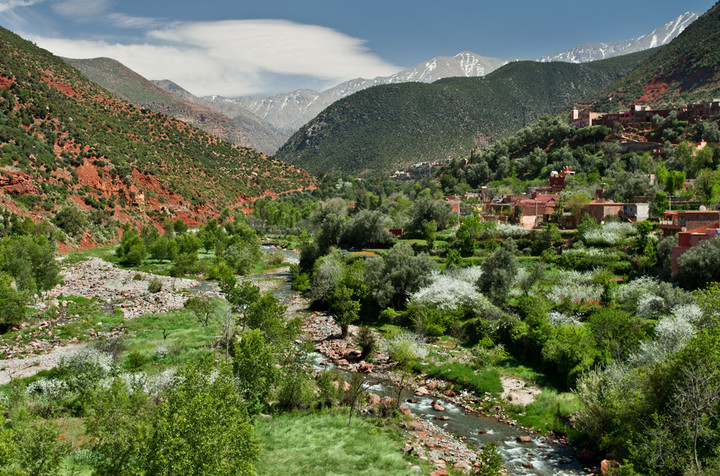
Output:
[
  {"xmin": 586, "ymin": 201, "xmax": 625, "ymax": 223},
  {"xmin": 623, "ymin": 203, "xmax": 650, "ymax": 222},
  {"xmin": 659, "ymin": 210, "xmax": 720, "ymax": 237},
  {"xmin": 671, "ymin": 223, "xmax": 720, "ymax": 273}
]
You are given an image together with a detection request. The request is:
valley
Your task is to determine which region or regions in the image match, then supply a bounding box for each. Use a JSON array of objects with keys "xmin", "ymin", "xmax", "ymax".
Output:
[{"xmin": 1, "ymin": 2, "xmax": 720, "ymax": 476}]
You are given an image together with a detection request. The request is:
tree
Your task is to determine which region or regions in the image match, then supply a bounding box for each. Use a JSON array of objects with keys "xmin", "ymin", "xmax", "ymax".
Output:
[
  {"xmin": 564, "ymin": 192, "xmax": 590, "ymax": 223},
  {"xmin": 146, "ymin": 363, "xmax": 260, "ymax": 475},
  {"xmin": 222, "ymin": 280, "xmax": 260, "ymax": 331},
  {"xmin": 339, "ymin": 209, "xmax": 395, "ymax": 249},
  {"xmin": 185, "ymin": 296, "xmax": 214, "ymax": 327},
  {"xmin": 406, "ymin": 198, "xmax": 453, "ymax": 233},
  {"xmin": 116, "ymin": 228, "xmax": 146, "ymax": 266},
  {"xmin": 233, "ymin": 329, "xmax": 277, "ymax": 412},
  {"xmin": 478, "ymin": 239, "xmax": 518, "ymax": 305},
  {"xmin": 0, "ymin": 274, "xmax": 27, "ymax": 330},
  {"xmin": 52, "ymin": 205, "xmax": 87, "ymax": 237},
  {"xmin": 423, "ymin": 219, "xmax": 437, "ymax": 250},
  {"xmin": 330, "ymin": 283, "xmax": 361, "ymax": 339},
  {"xmin": 245, "ymin": 294, "xmax": 300, "ymax": 350},
  {"xmin": 674, "ymin": 236, "xmax": 720, "ymax": 289},
  {"xmin": 366, "ymin": 242, "xmax": 436, "ymax": 309},
  {"xmin": 85, "ymin": 378, "xmax": 155, "ymax": 475},
  {"xmin": 665, "ymin": 170, "xmax": 686, "ymax": 196}
]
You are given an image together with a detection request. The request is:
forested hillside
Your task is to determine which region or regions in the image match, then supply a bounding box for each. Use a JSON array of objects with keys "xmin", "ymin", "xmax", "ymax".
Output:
[
  {"xmin": 276, "ymin": 49, "xmax": 656, "ymax": 177},
  {"xmin": 594, "ymin": 2, "xmax": 720, "ymax": 110},
  {"xmin": 63, "ymin": 57, "xmax": 254, "ymax": 149},
  {"xmin": 0, "ymin": 26, "xmax": 314, "ymax": 242}
]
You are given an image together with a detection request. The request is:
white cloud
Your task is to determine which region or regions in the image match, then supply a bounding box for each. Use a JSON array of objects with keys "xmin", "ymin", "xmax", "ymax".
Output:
[
  {"xmin": 31, "ymin": 19, "xmax": 400, "ymax": 97},
  {"xmin": 106, "ymin": 12, "xmax": 159, "ymax": 29},
  {"xmin": 52, "ymin": 0, "xmax": 110, "ymax": 20},
  {"xmin": 0, "ymin": 0, "xmax": 45, "ymax": 13}
]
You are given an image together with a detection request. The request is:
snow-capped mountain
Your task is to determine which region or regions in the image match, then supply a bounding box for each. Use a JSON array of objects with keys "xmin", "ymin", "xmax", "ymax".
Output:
[
  {"xmin": 189, "ymin": 12, "xmax": 698, "ymax": 150},
  {"xmin": 207, "ymin": 52, "xmax": 513, "ymax": 132},
  {"xmin": 536, "ymin": 12, "xmax": 699, "ymax": 63}
]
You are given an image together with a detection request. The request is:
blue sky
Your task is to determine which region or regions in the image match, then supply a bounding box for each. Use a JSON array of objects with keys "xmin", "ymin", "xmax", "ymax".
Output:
[{"xmin": 0, "ymin": 0, "xmax": 715, "ymax": 97}]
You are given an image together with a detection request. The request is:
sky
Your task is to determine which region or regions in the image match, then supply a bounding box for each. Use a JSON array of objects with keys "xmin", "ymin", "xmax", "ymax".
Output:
[{"xmin": 0, "ymin": 0, "xmax": 716, "ymax": 97}]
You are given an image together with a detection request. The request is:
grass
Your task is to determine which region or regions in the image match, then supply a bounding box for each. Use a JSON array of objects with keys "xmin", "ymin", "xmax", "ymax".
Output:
[
  {"xmin": 415, "ymin": 362, "xmax": 503, "ymax": 395},
  {"xmin": 254, "ymin": 410, "xmax": 429, "ymax": 476},
  {"xmin": 506, "ymin": 390, "xmax": 581, "ymax": 436}
]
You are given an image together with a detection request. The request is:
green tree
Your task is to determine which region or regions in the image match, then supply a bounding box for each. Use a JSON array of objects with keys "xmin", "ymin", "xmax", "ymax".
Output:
[
  {"xmin": 330, "ymin": 283, "xmax": 361, "ymax": 339},
  {"xmin": 0, "ymin": 273, "xmax": 28, "ymax": 330},
  {"xmin": 185, "ymin": 296, "xmax": 214, "ymax": 327},
  {"xmin": 85, "ymin": 378, "xmax": 155, "ymax": 476},
  {"xmin": 478, "ymin": 239, "xmax": 518, "ymax": 305},
  {"xmin": 146, "ymin": 363, "xmax": 260, "ymax": 475},
  {"xmin": 365, "ymin": 242, "xmax": 436, "ymax": 309},
  {"xmin": 245, "ymin": 294, "xmax": 300, "ymax": 350},
  {"xmin": 52, "ymin": 205, "xmax": 87, "ymax": 237},
  {"xmin": 407, "ymin": 198, "xmax": 453, "ymax": 233},
  {"xmin": 233, "ymin": 329, "xmax": 277, "ymax": 412},
  {"xmin": 116, "ymin": 228, "xmax": 146, "ymax": 266},
  {"xmin": 674, "ymin": 236, "xmax": 720, "ymax": 289}
]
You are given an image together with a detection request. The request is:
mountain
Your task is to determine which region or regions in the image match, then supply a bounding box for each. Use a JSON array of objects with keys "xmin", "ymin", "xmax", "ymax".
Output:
[
  {"xmin": 214, "ymin": 52, "xmax": 514, "ymax": 133},
  {"xmin": 275, "ymin": 50, "xmax": 656, "ymax": 177},
  {"xmin": 194, "ymin": 13, "xmax": 696, "ymax": 139},
  {"xmin": 0, "ymin": 26, "xmax": 314, "ymax": 229},
  {"xmin": 152, "ymin": 80, "xmax": 289, "ymax": 154},
  {"xmin": 537, "ymin": 12, "xmax": 699, "ymax": 63},
  {"xmin": 62, "ymin": 57, "xmax": 286, "ymax": 155},
  {"xmin": 592, "ymin": 4, "xmax": 720, "ymax": 110}
]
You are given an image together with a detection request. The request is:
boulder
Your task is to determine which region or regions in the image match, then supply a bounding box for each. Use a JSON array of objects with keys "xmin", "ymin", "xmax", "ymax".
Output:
[
  {"xmin": 414, "ymin": 386, "xmax": 429, "ymax": 396},
  {"xmin": 431, "ymin": 400, "xmax": 446, "ymax": 412},
  {"xmin": 516, "ymin": 435, "xmax": 532, "ymax": 443},
  {"xmin": 398, "ymin": 404, "xmax": 412, "ymax": 416},
  {"xmin": 601, "ymin": 460, "xmax": 621, "ymax": 474},
  {"xmin": 366, "ymin": 393, "xmax": 381, "ymax": 406}
]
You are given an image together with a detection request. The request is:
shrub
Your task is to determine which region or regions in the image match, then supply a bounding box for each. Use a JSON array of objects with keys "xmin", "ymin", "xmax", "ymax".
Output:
[
  {"xmin": 384, "ymin": 330, "xmax": 427, "ymax": 367},
  {"xmin": 124, "ymin": 351, "xmax": 149, "ymax": 371},
  {"xmin": 355, "ymin": 326, "xmax": 376, "ymax": 360},
  {"xmin": 148, "ymin": 277, "xmax": 163, "ymax": 293}
]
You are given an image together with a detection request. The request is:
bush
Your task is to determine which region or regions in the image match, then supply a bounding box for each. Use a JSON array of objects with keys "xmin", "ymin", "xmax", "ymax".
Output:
[
  {"xmin": 124, "ymin": 351, "xmax": 149, "ymax": 371},
  {"xmin": 355, "ymin": 326, "xmax": 376, "ymax": 360},
  {"xmin": 148, "ymin": 277, "xmax": 163, "ymax": 293}
]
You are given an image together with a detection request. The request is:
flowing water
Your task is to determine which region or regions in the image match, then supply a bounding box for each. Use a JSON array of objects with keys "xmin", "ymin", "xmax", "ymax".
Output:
[{"xmin": 259, "ymin": 246, "xmax": 587, "ymax": 475}]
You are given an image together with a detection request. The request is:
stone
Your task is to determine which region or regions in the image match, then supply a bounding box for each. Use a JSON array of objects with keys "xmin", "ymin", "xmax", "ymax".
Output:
[
  {"xmin": 430, "ymin": 470, "xmax": 448, "ymax": 476},
  {"xmin": 398, "ymin": 404, "xmax": 412, "ymax": 416},
  {"xmin": 431, "ymin": 400, "xmax": 446, "ymax": 412},
  {"xmin": 410, "ymin": 466, "xmax": 421, "ymax": 474},
  {"xmin": 601, "ymin": 459, "xmax": 621, "ymax": 474},
  {"xmin": 516, "ymin": 435, "xmax": 532, "ymax": 443},
  {"xmin": 415, "ymin": 386, "xmax": 429, "ymax": 396},
  {"xmin": 366, "ymin": 393, "xmax": 381, "ymax": 406}
]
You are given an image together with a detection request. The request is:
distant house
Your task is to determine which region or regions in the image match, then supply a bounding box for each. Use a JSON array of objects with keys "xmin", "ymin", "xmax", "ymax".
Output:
[
  {"xmin": 671, "ymin": 223, "xmax": 720, "ymax": 273},
  {"xmin": 659, "ymin": 210, "xmax": 720, "ymax": 237},
  {"xmin": 623, "ymin": 203, "xmax": 650, "ymax": 222},
  {"xmin": 586, "ymin": 201, "xmax": 624, "ymax": 223}
]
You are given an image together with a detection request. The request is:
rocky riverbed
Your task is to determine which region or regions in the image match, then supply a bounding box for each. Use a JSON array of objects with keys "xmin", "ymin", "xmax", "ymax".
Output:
[{"xmin": 47, "ymin": 257, "xmax": 200, "ymax": 318}]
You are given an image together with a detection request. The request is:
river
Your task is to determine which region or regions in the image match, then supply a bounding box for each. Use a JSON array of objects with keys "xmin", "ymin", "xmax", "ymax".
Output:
[{"xmin": 259, "ymin": 245, "xmax": 587, "ymax": 475}]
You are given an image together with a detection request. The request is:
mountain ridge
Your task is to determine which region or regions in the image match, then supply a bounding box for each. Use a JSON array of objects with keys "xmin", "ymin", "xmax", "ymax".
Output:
[
  {"xmin": 275, "ymin": 50, "xmax": 656, "ymax": 177},
  {"xmin": 197, "ymin": 12, "xmax": 697, "ymax": 137},
  {"xmin": 0, "ymin": 26, "xmax": 314, "ymax": 232}
]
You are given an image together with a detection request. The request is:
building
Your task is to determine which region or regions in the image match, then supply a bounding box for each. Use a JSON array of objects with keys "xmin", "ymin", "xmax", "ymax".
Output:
[
  {"xmin": 671, "ymin": 223, "xmax": 720, "ymax": 273},
  {"xmin": 585, "ymin": 201, "xmax": 625, "ymax": 223},
  {"xmin": 659, "ymin": 210, "xmax": 720, "ymax": 237},
  {"xmin": 623, "ymin": 203, "xmax": 650, "ymax": 222}
]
